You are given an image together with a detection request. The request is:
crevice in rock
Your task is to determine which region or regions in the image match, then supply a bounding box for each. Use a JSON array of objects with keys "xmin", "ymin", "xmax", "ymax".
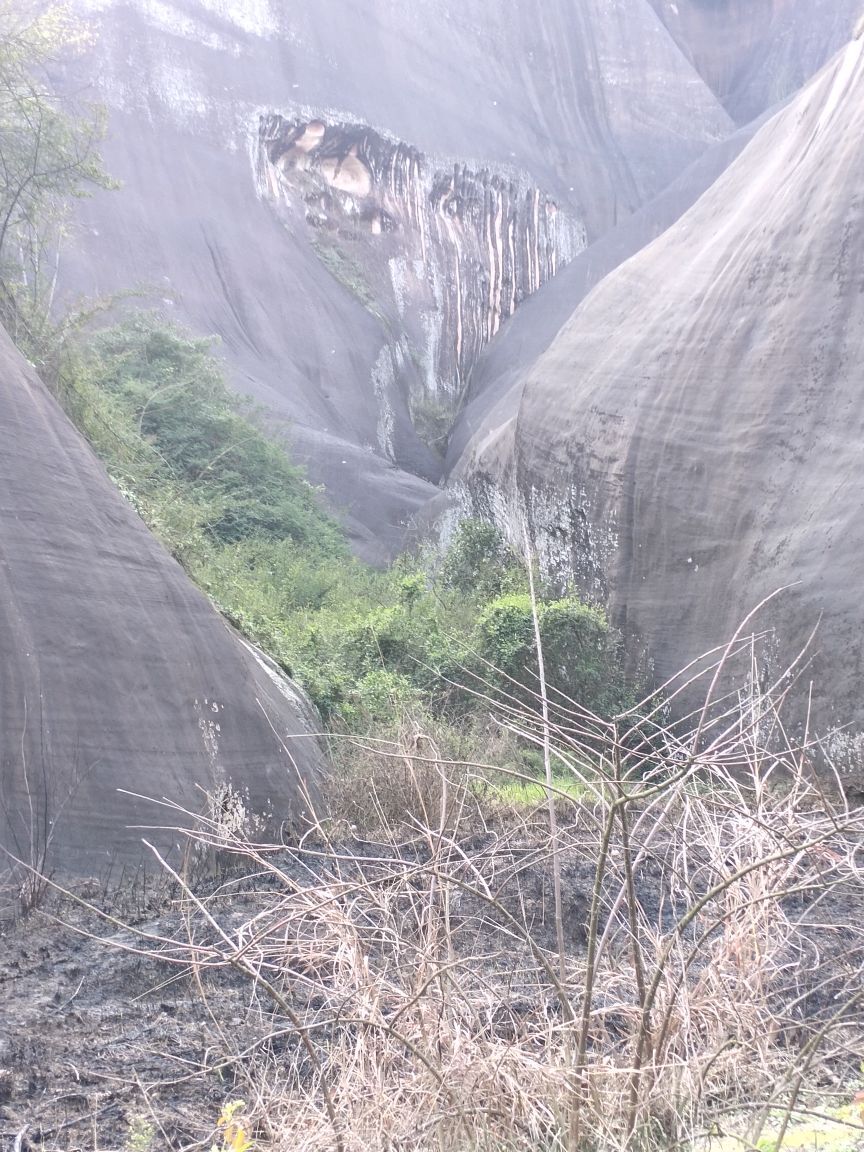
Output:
[{"xmin": 255, "ymin": 114, "xmax": 585, "ymax": 464}]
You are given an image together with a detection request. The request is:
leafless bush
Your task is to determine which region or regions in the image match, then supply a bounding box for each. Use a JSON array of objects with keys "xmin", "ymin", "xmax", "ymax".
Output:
[
  {"xmin": 325, "ymin": 721, "xmax": 469, "ymax": 835},
  {"xmin": 57, "ymin": 625, "xmax": 864, "ymax": 1152}
]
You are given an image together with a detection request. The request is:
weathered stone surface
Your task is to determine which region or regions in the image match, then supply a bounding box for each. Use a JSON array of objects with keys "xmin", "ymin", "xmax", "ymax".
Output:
[
  {"xmin": 59, "ymin": 0, "xmax": 733, "ymax": 558},
  {"xmin": 257, "ymin": 115, "xmax": 585, "ymax": 447},
  {"xmin": 452, "ymin": 40, "xmax": 864, "ymax": 773},
  {"xmin": 649, "ymin": 0, "xmax": 862, "ymax": 123},
  {"xmin": 445, "ymin": 115, "xmax": 770, "ymax": 474},
  {"xmin": 0, "ymin": 326, "xmax": 322, "ymax": 873}
]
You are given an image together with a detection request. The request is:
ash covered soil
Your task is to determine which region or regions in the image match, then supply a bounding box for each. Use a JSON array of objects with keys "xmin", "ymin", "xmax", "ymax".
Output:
[
  {"xmin": 0, "ymin": 881, "xmax": 242, "ymax": 1150},
  {"xmin": 0, "ymin": 831, "xmax": 595, "ymax": 1149},
  {"xmin": 2, "ymin": 824, "xmax": 863, "ymax": 1151}
]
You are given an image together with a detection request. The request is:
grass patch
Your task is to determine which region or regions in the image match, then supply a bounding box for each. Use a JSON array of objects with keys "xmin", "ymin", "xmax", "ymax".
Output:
[
  {"xmin": 311, "ymin": 233, "xmax": 382, "ymax": 318},
  {"xmin": 703, "ymin": 1100, "xmax": 864, "ymax": 1152},
  {"xmin": 483, "ymin": 772, "xmax": 591, "ymax": 809}
]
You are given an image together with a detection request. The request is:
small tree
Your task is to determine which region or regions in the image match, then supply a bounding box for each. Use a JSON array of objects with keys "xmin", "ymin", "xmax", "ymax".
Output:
[
  {"xmin": 476, "ymin": 591, "xmax": 624, "ymax": 714},
  {"xmin": 0, "ymin": 2, "xmax": 111, "ymax": 350}
]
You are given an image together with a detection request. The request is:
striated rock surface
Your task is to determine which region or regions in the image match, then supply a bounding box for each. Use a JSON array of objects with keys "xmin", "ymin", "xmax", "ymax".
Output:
[
  {"xmin": 257, "ymin": 115, "xmax": 584, "ymax": 427},
  {"xmin": 451, "ymin": 39, "xmax": 864, "ymax": 771},
  {"xmin": 0, "ymin": 326, "xmax": 321, "ymax": 873},
  {"xmin": 60, "ymin": 0, "xmax": 733, "ymax": 557}
]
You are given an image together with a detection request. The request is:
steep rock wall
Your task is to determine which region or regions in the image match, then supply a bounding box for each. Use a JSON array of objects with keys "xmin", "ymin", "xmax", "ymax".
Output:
[
  {"xmin": 0, "ymin": 325, "xmax": 321, "ymax": 874},
  {"xmin": 649, "ymin": 0, "xmax": 863, "ymax": 122},
  {"xmin": 59, "ymin": 0, "xmax": 732, "ymax": 557},
  {"xmin": 257, "ymin": 115, "xmax": 585, "ymax": 417},
  {"xmin": 444, "ymin": 114, "xmax": 770, "ymax": 474},
  {"xmin": 449, "ymin": 40, "xmax": 864, "ymax": 781}
]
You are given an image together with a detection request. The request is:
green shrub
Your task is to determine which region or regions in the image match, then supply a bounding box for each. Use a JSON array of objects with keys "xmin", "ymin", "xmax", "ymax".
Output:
[
  {"xmin": 476, "ymin": 593, "xmax": 537, "ymax": 676},
  {"xmin": 475, "ymin": 592, "xmax": 625, "ymax": 714},
  {"xmin": 54, "ymin": 312, "xmax": 633, "ymax": 732},
  {"xmin": 80, "ymin": 315, "xmax": 345, "ymax": 554},
  {"xmin": 441, "ymin": 518, "xmax": 522, "ymax": 597}
]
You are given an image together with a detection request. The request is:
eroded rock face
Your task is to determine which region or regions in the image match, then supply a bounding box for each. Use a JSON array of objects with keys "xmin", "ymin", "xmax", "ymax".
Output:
[
  {"xmin": 59, "ymin": 0, "xmax": 733, "ymax": 557},
  {"xmin": 0, "ymin": 326, "xmax": 322, "ymax": 873},
  {"xmin": 451, "ymin": 40, "xmax": 864, "ymax": 778},
  {"xmin": 444, "ymin": 115, "xmax": 769, "ymax": 475},
  {"xmin": 257, "ymin": 115, "xmax": 584, "ymax": 422}
]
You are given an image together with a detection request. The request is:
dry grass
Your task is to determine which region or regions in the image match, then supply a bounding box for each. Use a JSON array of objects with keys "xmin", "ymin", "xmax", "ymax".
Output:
[{"xmin": 47, "ymin": 628, "xmax": 864, "ymax": 1152}]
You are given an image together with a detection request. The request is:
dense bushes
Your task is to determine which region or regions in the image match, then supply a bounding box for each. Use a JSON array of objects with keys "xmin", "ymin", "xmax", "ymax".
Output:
[
  {"xmin": 61, "ymin": 312, "xmax": 632, "ymax": 731},
  {"xmin": 74, "ymin": 317, "xmax": 345, "ymax": 553}
]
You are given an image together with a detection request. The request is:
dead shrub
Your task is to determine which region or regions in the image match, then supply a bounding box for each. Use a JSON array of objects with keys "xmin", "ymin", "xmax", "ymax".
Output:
[{"xmin": 55, "ymin": 625, "xmax": 864, "ymax": 1152}]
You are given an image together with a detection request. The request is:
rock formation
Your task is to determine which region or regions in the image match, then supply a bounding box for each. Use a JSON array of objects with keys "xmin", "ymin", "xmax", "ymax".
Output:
[
  {"xmin": 0, "ymin": 326, "xmax": 321, "ymax": 873},
  {"xmin": 7, "ymin": 0, "xmax": 861, "ymax": 871},
  {"xmin": 59, "ymin": 0, "xmax": 735, "ymax": 558},
  {"xmin": 649, "ymin": 0, "xmax": 862, "ymax": 123},
  {"xmin": 257, "ymin": 114, "xmax": 584, "ymax": 443},
  {"xmin": 451, "ymin": 38, "xmax": 864, "ymax": 777}
]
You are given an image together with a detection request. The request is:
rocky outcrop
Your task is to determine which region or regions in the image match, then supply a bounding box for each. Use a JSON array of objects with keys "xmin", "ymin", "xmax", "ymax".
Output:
[
  {"xmin": 649, "ymin": 0, "xmax": 862, "ymax": 122},
  {"xmin": 60, "ymin": 0, "xmax": 733, "ymax": 557},
  {"xmin": 444, "ymin": 115, "xmax": 770, "ymax": 473},
  {"xmin": 0, "ymin": 326, "xmax": 321, "ymax": 873},
  {"xmin": 450, "ymin": 39, "xmax": 864, "ymax": 778},
  {"xmin": 257, "ymin": 115, "xmax": 584, "ymax": 418}
]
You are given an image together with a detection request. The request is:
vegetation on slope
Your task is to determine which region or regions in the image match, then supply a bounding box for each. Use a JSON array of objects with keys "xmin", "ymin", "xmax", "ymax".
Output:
[
  {"xmin": 0, "ymin": 3, "xmax": 630, "ymax": 745},
  {"xmin": 2, "ymin": 12, "xmax": 864, "ymax": 1152},
  {"xmin": 56, "ymin": 313, "xmax": 630, "ymax": 735}
]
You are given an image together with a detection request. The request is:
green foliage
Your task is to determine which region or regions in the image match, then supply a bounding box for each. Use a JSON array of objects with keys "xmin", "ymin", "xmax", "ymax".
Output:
[
  {"xmin": 311, "ymin": 234, "xmax": 381, "ymax": 317},
  {"xmin": 477, "ymin": 593, "xmax": 536, "ymax": 673},
  {"xmin": 55, "ymin": 313, "xmax": 632, "ymax": 738},
  {"xmin": 441, "ymin": 518, "xmax": 522, "ymax": 598},
  {"xmin": 476, "ymin": 592, "xmax": 624, "ymax": 714},
  {"xmin": 409, "ymin": 391, "xmax": 452, "ymax": 456},
  {"xmin": 125, "ymin": 1116, "xmax": 155, "ymax": 1152},
  {"xmin": 72, "ymin": 314, "xmax": 345, "ymax": 556},
  {"xmin": 537, "ymin": 597, "xmax": 621, "ymax": 713},
  {"xmin": 0, "ymin": 3, "xmax": 112, "ymax": 345}
]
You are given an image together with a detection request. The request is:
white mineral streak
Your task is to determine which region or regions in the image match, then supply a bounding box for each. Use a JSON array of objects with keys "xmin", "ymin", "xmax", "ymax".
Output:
[
  {"xmin": 445, "ymin": 463, "xmax": 618, "ymax": 609},
  {"xmin": 194, "ymin": 698, "xmax": 222, "ymax": 770},
  {"xmin": 371, "ymin": 344, "xmax": 399, "ymax": 459},
  {"xmin": 256, "ymin": 116, "xmax": 587, "ymax": 408},
  {"xmin": 388, "ymin": 257, "xmax": 410, "ymax": 318}
]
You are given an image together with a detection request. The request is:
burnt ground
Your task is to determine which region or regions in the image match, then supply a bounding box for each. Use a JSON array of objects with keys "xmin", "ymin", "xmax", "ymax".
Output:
[
  {"xmin": 0, "ymin": 831, "xmax": 596, "ymax": 1150},
  {"xmin": 0, "ymin": 834, "xmax": 553, "ymax": 1149},
  {"xmin": 0, "ymin": 888, "xmax": 238, "ymax": 1151},
  {"xmin": 1, "ymin": 825, "xmax": 863, "ymax": 1152}
]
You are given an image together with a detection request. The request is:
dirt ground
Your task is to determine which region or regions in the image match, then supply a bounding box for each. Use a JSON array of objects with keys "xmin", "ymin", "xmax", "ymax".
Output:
[
  {"xmin": 0, "ymin": 892, "xmax": 241, "ymax": 1150},
  {"xmin": 1, "ymin": 822, "xmax": 863, "ymax": 1152},
  {"xmin": 0, "ymin": 834, "xmax": 594, "ymax": 1152}
]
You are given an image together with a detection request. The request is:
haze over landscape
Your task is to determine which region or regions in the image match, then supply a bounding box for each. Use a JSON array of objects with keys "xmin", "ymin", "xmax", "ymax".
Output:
[{"xmin": 1, "ymin": 2, "xmax": 864, "ymax": 1149}]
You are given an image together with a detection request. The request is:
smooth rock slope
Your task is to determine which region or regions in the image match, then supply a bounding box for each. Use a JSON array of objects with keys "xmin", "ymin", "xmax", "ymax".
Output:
[
  {"xmin": 0, "ymin": 326, "xmax": 321, "ymax": 873},
  {"xmin": 649, "ymin": 0, "xmax": 862, "ymax": 123},
  {"xmin": 59, "ymin": 0, "xmax": 735, "ymax": 557},
  {"xmin": 452, "ymin": 38, "xmax": 864, "ymax": 768}
]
